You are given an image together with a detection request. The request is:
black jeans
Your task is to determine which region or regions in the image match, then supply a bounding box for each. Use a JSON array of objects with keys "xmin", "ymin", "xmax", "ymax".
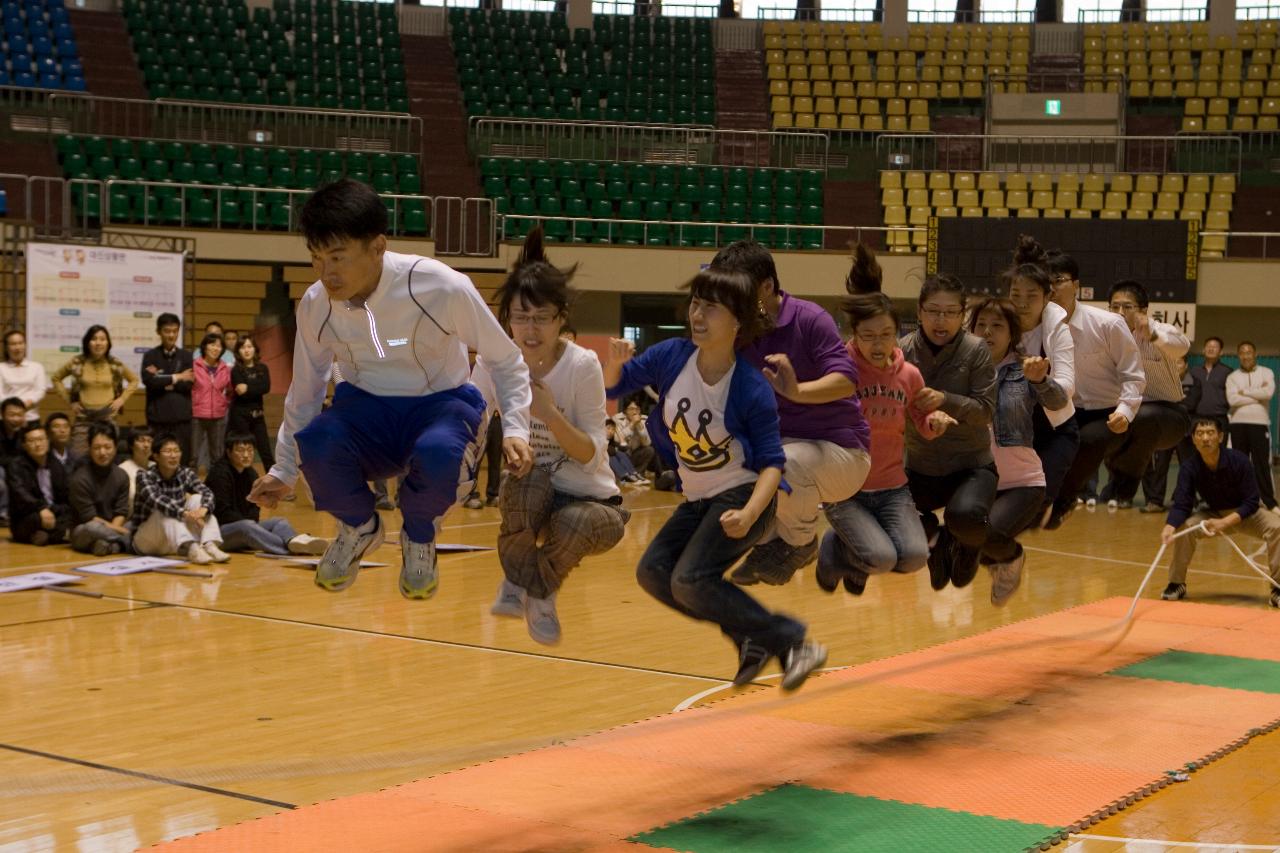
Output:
[
  {"xmin": 635, "ymin": 482, "xmax": 804, "ymax": 659},
  {"xmin": 1140, "ymin": 434, "xmax": 1195, "ymax": 506},
  {"xmin": 982, "ymin": 486, "xmax": 1045, "ymax": 564},
  {"xmin": 1056, "ymin": 408, "xmax": 1129, "ymax": 511},
  {"xmin": 907, "ymin": 464, "xmax": 999, "ymax": 573},
  {"xmin": 12, "ymin": 506, "xmax": 71, "ymax": 544},
  {"xmin": 1032, "ymin": 408, "xmax": 1079, "ymax": 507},
  {"xmin": 1105, "ymin": 401, "xmax": 1191, "ymax": 501},
  {"xmin": 1230, "ymin": 423, "xmax": 1277, "ymax": 510}
]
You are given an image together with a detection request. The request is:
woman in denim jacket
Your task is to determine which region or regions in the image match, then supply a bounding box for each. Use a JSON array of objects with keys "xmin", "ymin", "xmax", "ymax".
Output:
[{"xmin": 968, "ymin": 297, "xmax": 1069, "ymax": 606}]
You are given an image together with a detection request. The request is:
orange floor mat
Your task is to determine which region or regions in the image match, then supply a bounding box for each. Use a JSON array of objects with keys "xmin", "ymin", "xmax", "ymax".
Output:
[{"xmin": 153, "ymin": 598, "xmax": 1280, "ymax": 852}]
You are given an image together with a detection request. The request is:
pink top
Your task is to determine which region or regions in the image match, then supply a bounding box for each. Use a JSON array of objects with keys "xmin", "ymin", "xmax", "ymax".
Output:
[
  {"xmin": 192, "ymin": 359, "xmax": 231, "ymax": 419},
  {"xmin": 848, "ymin": 342, "xmax": 938, "ymax": 491}
]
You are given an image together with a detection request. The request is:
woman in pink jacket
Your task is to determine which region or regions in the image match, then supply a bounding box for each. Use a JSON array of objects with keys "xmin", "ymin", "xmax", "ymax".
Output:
[
  {"xmin": 816, "ymin": 247, "xmax": 955, "ymax": 596},
  {"xmin": 192, "ymin": 332, "xmax": 232, "ymax": 472}
]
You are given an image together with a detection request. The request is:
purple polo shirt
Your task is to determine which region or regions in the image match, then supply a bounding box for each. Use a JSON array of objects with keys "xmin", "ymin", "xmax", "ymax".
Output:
[{"xmin": 741, "ymin": 291, "xmax": 871, "ymax": 451}]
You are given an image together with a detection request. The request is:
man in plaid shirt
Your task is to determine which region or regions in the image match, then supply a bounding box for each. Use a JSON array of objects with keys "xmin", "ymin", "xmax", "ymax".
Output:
[{"xmin": 131, "ymin": 432, "xmax": 230, "ymax": 565}]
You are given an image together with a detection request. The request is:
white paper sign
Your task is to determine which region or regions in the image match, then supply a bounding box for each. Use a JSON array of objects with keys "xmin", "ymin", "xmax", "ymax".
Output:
[
  {"xmin": 0, "ymin": 572, "xmax": 84, "ymax": 593},
  {"xmin": 75, "ymin": 556, "xmax": 186, "ymax": 576}
]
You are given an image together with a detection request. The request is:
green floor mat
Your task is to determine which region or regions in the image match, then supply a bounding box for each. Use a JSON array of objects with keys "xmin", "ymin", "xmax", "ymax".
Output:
[
  {"xmin": 1110, "ymin": 650, "xmax": 1280, "ymax": 695},
  {"xmin": 630, "ymin": 784, "xmax": 1057, "ymax": 853}
]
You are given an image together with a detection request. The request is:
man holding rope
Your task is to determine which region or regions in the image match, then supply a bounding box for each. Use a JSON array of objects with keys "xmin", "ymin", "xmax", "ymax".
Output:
[{"xmin": 1161, "ymin": 416, "xmax": 1280, "ymax": 608}]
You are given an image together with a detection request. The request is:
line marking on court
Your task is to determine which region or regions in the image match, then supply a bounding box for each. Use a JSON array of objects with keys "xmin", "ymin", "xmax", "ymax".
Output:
[
  {"xmin": 92, "ymin": 592, "xmax": 732, "ymax": 686},
  {"xmin": 0, "ymin": 742, "xmax": 297, "ymax": 810},
  {"xmin": 1025, "ymin": 545, "xmax": 1265, "ymax": 582},
  {"xmin": 673, "ymin": 667, "xmax": 846, "ymax": 712},
  {"xmin": 0, "ymin": 605, "xmax": 162, "ymax": 631},
  {"xmin": 1069, "ymin": 833, "xmax": 1280, "ymax": 850}
]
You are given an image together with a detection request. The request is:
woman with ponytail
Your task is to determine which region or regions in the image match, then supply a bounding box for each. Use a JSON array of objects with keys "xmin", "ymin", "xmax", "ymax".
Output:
[
  {"xmin": 472, "ymin": 227, "xmax": 629, "ymax": 645},
  {"xmin": 1004, "ymin": 234, "xmax": 1078, "ymax": 524}
]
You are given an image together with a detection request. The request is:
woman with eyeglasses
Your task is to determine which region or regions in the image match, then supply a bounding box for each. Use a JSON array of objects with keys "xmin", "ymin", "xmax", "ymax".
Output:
[
  {"xmin": 817, "ymin": 274, "xmax": 955, "ymax": 597},
  {"xmin": 471, "ymin": 227, "xmax": 629, "ymax": 646},
  {"xmin": 900, "ymin": 274, "xmax": 999, "ymax": 591},
  {"xmin": 1004, "ymin": 235, "xmax": 1078, "ymax": 526}
]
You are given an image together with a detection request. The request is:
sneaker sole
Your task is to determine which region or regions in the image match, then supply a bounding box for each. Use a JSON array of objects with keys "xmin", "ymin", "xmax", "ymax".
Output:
[
  {"xmin": 526, "ymin": 623, "xmax": 561, "ymax": 645},
  {"xmin": 781, "ymin": 645, "xmax": 828, "ymax": 692},
  {"xmin": 316, "ymin": 523, "xmax": 384, "ymax": 592},
  {"xmin": 491, "ymin": 600, "xmax": 524, "ymax": 617},
  {"xmin": 399, "ymin": 575, "xmax": 439, "ymax": 600}
]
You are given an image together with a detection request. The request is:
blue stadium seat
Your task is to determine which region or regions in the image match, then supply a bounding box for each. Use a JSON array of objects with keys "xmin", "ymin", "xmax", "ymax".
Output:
[{"xmin": 0, "ymin": 190, "xmax": 8, "ymax": 218}]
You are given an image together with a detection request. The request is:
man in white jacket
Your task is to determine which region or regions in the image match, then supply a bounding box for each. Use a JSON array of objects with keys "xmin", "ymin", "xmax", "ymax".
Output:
[
  {"xmin": 249, "ymin": 180, "xmax": 533, "ymax": 599},
  {"xmin": 1227, "ymin": 340, "xmax": 1277, "ymax": 510}
]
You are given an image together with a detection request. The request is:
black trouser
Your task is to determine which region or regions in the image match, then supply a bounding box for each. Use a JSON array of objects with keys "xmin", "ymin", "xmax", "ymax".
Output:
[
  {"xmin": 1105, "ymin": 401, "xmax": 1191, "ymax": 503},
  {"xmin": 1032, "ymin": 408, "xmax": 1079, "ymax": 507},
  {"xmin": 227, "ymin": 407, "xmax": 274, "ymax": 469},
  {"xmin": 982, "ymin": 486, "xmax": 1045, "ymax": 564},
  {"xmin": 1055, "ymin": 408, "xmax": 1129, "ymax": 511},
  {"xmin": 12, "ymin": 506, "xmax": 71, "ymax": 544},
  {"xmin": 149, "ymin": 419, "xmax": 192, "ymax": 466},
  {"xmin": 907, "ymin": 464, "xmax": 999, "ymax": 569},
  {"xmin": 1140, "ymin": 434, "xmax": 1195, "ymax": 506},
  {"xmin": 1231, "ymin": 422, "xmax": 1277, "ymax": 510}
]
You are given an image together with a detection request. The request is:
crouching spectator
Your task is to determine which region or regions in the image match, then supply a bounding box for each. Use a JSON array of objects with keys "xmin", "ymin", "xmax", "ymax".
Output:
[
  {"xmin": 205, "ymin": 433, "xmax": 328, "ymax": 555},
  {"xmin": 68, "ymin": 423, "xmax": 131, "ymax": 555},
  {"xmin": 131, "ymin": 432, "xmax": 230, "ymax": 565},
  {"xmin": 7, "ymin": 422, "xmax": 72, "ymax": 545}
]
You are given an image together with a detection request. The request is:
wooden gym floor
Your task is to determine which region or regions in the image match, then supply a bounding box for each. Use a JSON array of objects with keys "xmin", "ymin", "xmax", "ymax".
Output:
[{"xmin": 2, "ymin": 484, "xmax": 1279, "ymax": 852}]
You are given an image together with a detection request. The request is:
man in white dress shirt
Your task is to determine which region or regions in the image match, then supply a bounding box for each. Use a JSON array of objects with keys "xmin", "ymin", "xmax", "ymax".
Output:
[
  {"xmin": 249, "ymin": 179, "xmax": 534, "ymax": 599},
  {"xmin": 0, "ymin": 330, "xmax": 49, "ymax": 422},
  {"xmin": 1098, "ymin": 280, "xmax": 1191, "ymax": 506},
  {"xmin": 1043, "ymin": 252, "xmax": 1147, "ymax": 529}
]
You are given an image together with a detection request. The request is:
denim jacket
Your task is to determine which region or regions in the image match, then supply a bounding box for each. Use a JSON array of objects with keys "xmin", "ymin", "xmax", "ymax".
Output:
[{"xmin": 994, "ymin": 356, "xmax": 1070, "ymax": 448}]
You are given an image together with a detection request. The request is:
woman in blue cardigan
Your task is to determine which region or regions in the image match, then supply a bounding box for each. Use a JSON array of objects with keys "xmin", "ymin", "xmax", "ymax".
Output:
[{"xmin": 604, "ymin": 267, "xmax": 827, "ymax": 693}]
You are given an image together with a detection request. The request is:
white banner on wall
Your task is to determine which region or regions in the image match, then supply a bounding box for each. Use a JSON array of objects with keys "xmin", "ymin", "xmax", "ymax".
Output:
[{"xmin": 25, "ymin": 243, "xmax": 184, "ymax": 379}]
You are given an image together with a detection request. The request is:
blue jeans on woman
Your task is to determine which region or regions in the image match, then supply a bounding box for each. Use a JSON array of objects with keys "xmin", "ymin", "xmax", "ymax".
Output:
[
  {"xmin": 221, "ymin": 516, "xmax": 299, "ymax": 555},
  {"xmin": 822, "ymin": 484, "xmax": 930, "ymax": 576},
  {"xmin": 636, "ymin": 482, "xmax": 805, "ymax": 660}
]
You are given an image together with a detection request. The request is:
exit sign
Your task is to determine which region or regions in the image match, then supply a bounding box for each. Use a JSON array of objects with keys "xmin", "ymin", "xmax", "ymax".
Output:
[{"xmin": 1045, "ymin": 99, "xmax": 1062, "ymax": 116}]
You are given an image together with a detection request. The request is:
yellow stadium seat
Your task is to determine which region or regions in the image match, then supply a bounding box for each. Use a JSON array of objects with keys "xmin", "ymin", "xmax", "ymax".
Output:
[
  {"xmin": 815, "ymin": 96, "xmax": 836, "ymax": 115},
  {"xmin": 931, "ymin": 189, "xmax": 954, "ymax": 207},
  {"xmin": 768, "ymin": 64, "xmax": 788, "ymax": 81},
  {"xmin": 1004, "ymin": 173, "xmax": 1028, "ymax": 192},
  {"xmin": 1156, "ymin": 191, "xmax": 1180, "ymax": 211},
  {"xmin": 1031, "ymin": 190, "xmax": 1054, "ymax": 209},
  {"xmin": 988, "ymin": 207, "xmax": 1011, "ymax": 218},
  {"xmin": 909, "ymin": 115, "xmax": 930, "ymax": 132},
  {"xmin": 1233, "ymin": 115, "xmax": 1255, "ymax": 132},
  {"xmin": 811, "ymin": 65, "xmax": 830, "ymax": 81},
  {"xmin": 906, "ymin": 188, "xmax": 930, "ymax": 207},
  {"xmin": 1006, "ymin": 189, "xmax": 1029, "ymax": 209},
  {"xmin": 1182, "ymin": 191, "xmax": 1207, "ymax": 212},
  {"xmin": 1030, "ymin": 173, "xmax": 1054, "ymax": 192},
  {"xmin": 860, "ymin": 98, "xmax": 880, "ymax": 115},
  {"xmin": 1185, "ymin": 174, "xmax": 1210, "ymax": 193},
  {"xmin": 886, "ymin": 115, "xmax": 908, "ymax": 131},
  {"xmin": 793, "ymin": 96, "xmax": 814, "ymax": 114},
  {"xmin": 1105, "ymin": 191, "xmax": 1128, "ymax": 210},
  {"xmin": 856, "ymin": 81, "xmax": 876, "ymax": 97},
  {"xmin": 1070, "ymin": 208, "xmax": 1093, "ymax": 219},
  {"xmin": 953, "ymin": 172, "xmax": 976, "ymax": 190},
  {"xmin": 956, "ymin": 189, "xmax": 980, "ymax": 208},
  {"xmin": 962, "ymin": 81, "xmax": 983, "ymax": 99},
  {"xmin": 1043, "ymin": 207, "xmax": 1066, "ymax": 219},
  {"xmin": 794, "ymin": 113, "xmax": 816, "ymax": 128},
  {"xmin": 818, "ymin": 114, "xmax": 839, "ymax": 129},
  {"xmin": 1055, "ymin": 191, "xmax": 1078, "ymax": 210},
  {"xmin": 1209, "ymin": 191, "xmax": 1233, "ymax": 211},
  {"xmin": 1213, "ymin": 174, "xmax": 1236, "ymax": 193},
  {"xmin": 982, "ymin": 190, "xmax": 1005, "ymax": 209},
  {"xmin": 1057, "ymin": 174, "xmax": 1079, "ymax": 194},
  {"xmin": 1205, "ymin": 209, "xmax": 1230, "ymax": 230},
  {"xmin": 791, "ymin": 80, "xmax": 812, "ymax": 96},
  {"xmin": 903, "ymin": 171, "xmax": 927, "ymax": 189},
  {"xmin": 936, "ymin": 206, "xmax": 958, "ymax": 218},
  {"xmin": 1207, "ymin": 97, "xmax": 1230, "ymax": 116},
  {"xmin": 769, "ymin": 79, "xmax": 790, "ymax": 97},
  {"xmin": 887, "ymin": 97, "xmax": 907, "ymax": 116},
  {"xmin": 909, "ymin": 206, "xmax": 931, "ymax": 226},
  {"xmin": 1017, "ymin": 207, "xmax": 1039, "ymax": 218},
  {"xmin": 771, "ymin": 95, "xmax": 792, "ymax": 113},
  {"xmin": 1184, "ymin": 97, "xmax": 1206, "ymax": 116},
  {"xmin": 883, "ymin": 204, "xmax": 906, "ymax": 225},
  {"xmin": 1153, "ymin": 209, "xmax": 1177, "ymax": 220},
  {"xmin": 839, "ymin": 114, "xmax": 861, "ymax": 130},
  {"xmin": 1239, "ymin": 97, "xmax": 1259, "ymax": 115},
  {"xmin": 838, "ymin": 97, "xmax": 858, "ymax": 115},
  {"xmin": 961, "ymin": 206, "xmax": 983, "ymax": 218},
  {"xmin": 1110, "ymin": 174, "xmax": 1134, "ymax": 193},
  {"xmin": 1134, "ymin": 174, "xmax": 1158, "ymax": 193},
  {"xmin": 832, "ymin": 65, "xmax": 851, "ymax": 81},
  {"xmin": 835, "ymin": 81, "xmax": 856, "ymax": 98},
  {"xmin": 1100, "ymin": 209, "xmax": 1123, "ymax": 220},
  {"xmin": 1130, "ymin": 191, "xmax": 1154, "ymax": 211},
  {"xmin": 773, "ymin": 113, "xmax": 794, "ymax": 129},
  {"xmin": 862, "ymin": 114, "xmax": 885, "ymax": 131},
  {"xmin": 1160, "ymin": 174, "xmax": 1184, "ymax": 193},
  {"xmin": 813, "ymin": 81, "xmax": 834, "ymax": 97},
  {"xmin": 977, "ymin": 173, "xmax": 1002, "ymax": 191},
  {"xmin": 1126, "ymin": 209, "xmax": 1150, "ymax": 220},
  {"xmin": 928, "ymin": 172, "xmax": 950, "ymax": 190},
  {"xmin": 1205, "ymin": 115, "xmax": 1227, "ymax": 132},
  {"xmin": 1259, "ymin": 115, "xmax": 1279, "ymax": 130}
]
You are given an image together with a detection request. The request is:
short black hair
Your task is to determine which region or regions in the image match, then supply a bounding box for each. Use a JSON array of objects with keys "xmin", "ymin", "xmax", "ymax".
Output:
[
  {"xmin": 225, "ymin": 432, "xmax": 255, "ymax": 451},
  {"xmin": 1108, "ymin": 280, "xmax": 1149, "ymax": 309},
  {"xmin": 1192, "ymin": 416, "xmax": 1223, "ymax": 433},
  {"xmin": 18, "ymin": 422, "xmax": 47, "ymax": 443},
  {"xmin": 919, "ymin": 273, "xmax": 967, "ymax": 308},
  {"xmin": 1239, "ymin": 340, "xmax": 1257, "ymax": 351},
  {"xmin": 156, "ymin": 313, "xmax": 181, "ymax": 331},
  {"xmin": 300, "ymin": 178, "xmax": 388, "ymax": 250},
  {"xmin": 44, "ymin": 411, "xmax": 70, "ymax": 428},
  {"xmin": 1, "ymin": 395, "xmax": 24, "ymax": 413},
  {"xmin": 86, "ymin": 422, "xmax": 118, "ymax": 447},
  {"xmin": 204, "ymin": 320, "xmax": 223, "ymax": 332},
  {"xmin": 1205, "ymin": 336, "xmax": 1224, "ymax": 347},
  {"xmin": 152, "ymin": 432, "xmax": 182, "ymax": 455},
  {"xmin": 126, "ymin": 425, "xmax": 153, "ymax": 451},
  {"xmin": 711, "ymin": 239, "xmax": 781, "ymax": 295},
  {"xmin": 199, "ymin": 332, "xmax": 225, "ymax": 357},
  {"xmin": 1044, "ymin": 249, "xmax": 1079, "ymax": 282},
  {"xmin": 82, "ymin": 324, "xmax": 112, "ymax": 358}
]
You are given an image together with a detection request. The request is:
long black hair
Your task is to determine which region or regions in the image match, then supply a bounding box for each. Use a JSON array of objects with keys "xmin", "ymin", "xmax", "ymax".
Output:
[
  {"xmin": 81, "ymin": 324, "xmax": 112, "ymax": 359},
  {"xmin": 845, "ymin": 242, "xmax": 883, "ymax": 294}
]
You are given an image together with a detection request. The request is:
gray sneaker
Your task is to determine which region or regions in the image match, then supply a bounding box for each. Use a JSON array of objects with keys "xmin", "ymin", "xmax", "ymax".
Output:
[
  {"xmin": 315, "ymin": 515, "xmax": 384, "ymax": 592},
  {"xmin": 989, "ymin": 549, "xmax": 1025, "ymax": 607},
  {"xmin": 491, "ymin": 578, "xmax": 526, "ymax": 617},
  {"xmin": 730, "ymin": 536, "xmax": 819, "ymax": 586},
  {"xmin": 781, "ymin": 640, "xmax": 828, "ymax": 692},
  {"xmin": 399, "ymin": 531, "xmax": 438, "ymax": 600},
  {"xmin": 525, "ymin": 592, "xmax": 561, "ymax": 645}
]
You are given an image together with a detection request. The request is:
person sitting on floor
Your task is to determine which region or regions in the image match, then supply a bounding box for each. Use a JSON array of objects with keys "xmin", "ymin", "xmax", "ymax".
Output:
[
  {"xmin": 131, "ymin": 432, "xmax": 230, "ymax": 565},
  {"xmin": 7, "ymin": 422, "xmax": 71, "ymax": 546},
  {"xmin": 118, "ymin": 426, "xmax": 153, "ymax": 516},
  {"xmin": 1161, "ymin": 416, "xmax": 1280, "ymax": 608},
  {"xmin": 46, "ymin": 411, "xmax": 83, "ymax": 472},
  {"xmin": 68, "ymin": 422, "xmax": 131, "ymax": 556},
  {"xmin": 205, "ymin": 433, "xmax": 328, "ymax": 556}
]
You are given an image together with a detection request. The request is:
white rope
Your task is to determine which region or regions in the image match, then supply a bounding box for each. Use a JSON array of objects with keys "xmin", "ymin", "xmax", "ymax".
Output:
[{"xmin": 1218, "ymin": 530, "xmax": 1280, "ymax": 592}]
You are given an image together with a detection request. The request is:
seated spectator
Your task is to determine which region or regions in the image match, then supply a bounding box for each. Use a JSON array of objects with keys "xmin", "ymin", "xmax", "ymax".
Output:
[
  {"xmin": 1161, "ymin": 417, "xmax": 1280, "ymax": 607},
  {"xmin": 605, "ymin": 419, "xmax": 647, "ymax": 486},
  {"xmin": 0, "ymin": 395, "xmax": 26, "ymax": 525},
  {"xmin": 613, "ymin": 397, "xmax": 659, "ymax": 476},
  {"xmin": 7, "ymin": 422, "xmax": 71, "ymax": 545},
  {"xmin": 68, "ymin": 422, "xmax": 131, "ymax": 556},
  {"xmin": 118, "ymin": 426, "xmax": 154, "ymax": 515},
  {"xmin": 205, "ymin": 433, "xmax": 328, "ymax": 555},
  {"xmin": 131, "ymin": 433, "xmax": 230, "ymax": 565},
  {"xmin": 46, "ymin": 411, "xmax": 82, "ymax": 472}
]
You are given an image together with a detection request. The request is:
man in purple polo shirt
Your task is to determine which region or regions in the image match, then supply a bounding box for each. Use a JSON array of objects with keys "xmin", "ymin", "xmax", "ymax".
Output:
[{"xmin": 713, "ymin": 240, "xmax": 873, "ymax": 585}]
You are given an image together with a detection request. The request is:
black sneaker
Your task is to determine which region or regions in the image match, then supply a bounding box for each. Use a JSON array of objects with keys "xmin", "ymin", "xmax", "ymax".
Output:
[
  {"xmin": 733, "ymin": 640, "xmax": 771, "ymax": 687},
  {"xmin": 842, "ymin": 568, "xmax": 868, "ymax": 596},
  {"xmin": 1044, "ymin": 502, "xmax": 1074, "ymax": 531},
  {"xmin": 1139, "ymin": 502, "xmax": 1166, "ymax": 514},
  {"xmin": 1161, "ymin": 582, "xmax": 1186, "ymax": 601},
  {"xmin": 927, "ymin": 528, "xmax": 953, "ymax": 591},
  {"xmin": 950, "ymin": 542, "xmax": 981, "ymax": 588}
]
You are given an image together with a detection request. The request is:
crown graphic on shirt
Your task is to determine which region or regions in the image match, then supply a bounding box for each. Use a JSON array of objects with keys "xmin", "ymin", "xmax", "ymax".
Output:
[{"xmin": 669, "ymin": 398, "xmax": 732, "ymax": 472}]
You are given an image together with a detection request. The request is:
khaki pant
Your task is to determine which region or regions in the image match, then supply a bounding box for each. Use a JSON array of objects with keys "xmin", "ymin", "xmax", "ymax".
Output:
[
  {"xmin": 132, "ymin": 494, "xmax": 222, "ymax": 557},
  {"xmin": 771, "ymin": 440, "xmax": 871, "ymax": 547},
  {"xmin": 1168, "ymin": 507, "xmax": 1280, "ymax": 585}
]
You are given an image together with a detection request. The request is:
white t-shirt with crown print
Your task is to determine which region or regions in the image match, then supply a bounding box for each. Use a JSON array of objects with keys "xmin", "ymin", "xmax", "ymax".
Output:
[{"xmin": 663, "ymin": 351, "xmax": 758, "ymax": 501}]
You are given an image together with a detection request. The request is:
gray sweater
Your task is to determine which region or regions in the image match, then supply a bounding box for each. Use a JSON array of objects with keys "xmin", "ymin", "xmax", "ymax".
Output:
[{"xmin": 900, "ymin": 329, "xmax": 997, "ymax": 475}]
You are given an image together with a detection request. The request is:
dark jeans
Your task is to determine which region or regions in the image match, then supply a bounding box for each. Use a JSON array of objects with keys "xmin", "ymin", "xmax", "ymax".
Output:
[
  {"xmin": 982, "ymin": 486, "xmax": 1045, "ymax": 564},
  {"xmin": 907, "ymin": 464, "xmax": 999, "ymax": 571},
  {"xmin": 1231, "ymin": 422, "xmax": 1277, "ymax": 510},
  {"xmin": 466, "ymin": 413, "xmax": 505, "ymax": 501},
  {"xmin": 1032, "ymin": 408, "xmax": 1079, "ymax": 506},
  {"xmin": 1106, "ymin": 401, "xmax": 1191, "ymax": 502},
  {"xmin": 1056, "ymin": 408, "xmax": 1129, "ymax": 510},
  {"xmin": 227, "ymin": 407, "xmax": 274, "ymax": 470},
  {"xmin": 635, "ymin": 482, "xmax": 804, "ymax": 659},
  {"xmin": 12, "ymin": 506, "xmax": 71, "ymax": 544},
  {"xmin": 1140, "ymin": 434, "xmax": 1195, "ymax": 506}
]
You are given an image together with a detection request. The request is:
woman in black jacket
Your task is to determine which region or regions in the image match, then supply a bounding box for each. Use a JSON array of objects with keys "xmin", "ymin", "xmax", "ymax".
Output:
[{"xmin": 228, "ymin": 335, "xmax": 274, "ymax": 469}]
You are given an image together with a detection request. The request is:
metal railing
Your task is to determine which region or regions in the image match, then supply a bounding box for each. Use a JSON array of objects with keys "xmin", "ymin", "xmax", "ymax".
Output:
[
  {"xmin": 1, "ymin": 87, "xmax": 423, "ymax": 156},
  {"xmin": 875, "ymin": 133, "xmax": 1242, "ymax": 176},
  {"xmin": 1074, "ymin": 1, "xmax": 1207, "ymax": 22},
  {"xmin": 0, "ymin": 173, "xmax": 70, "ymax": 232},
  {"xmin": 987, "ymin": 70, "xmax": 1127, "ymax": 98},
  {"xmin": 1199, "ymin": 230, "xmax": 1280, "ymax": 259},
  {"xmin": 471, "ymin": 118, "xmax": 830, "ymax": 171},
  {"xmin": 908, "ymin": 9, "xmax": 1035, "ymax": 24}
]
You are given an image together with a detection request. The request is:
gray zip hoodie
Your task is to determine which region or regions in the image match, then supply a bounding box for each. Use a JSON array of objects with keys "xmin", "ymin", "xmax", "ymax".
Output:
[{"xmin": 900, "ymin": 329, "xmax": 997, "ymax": 475}]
